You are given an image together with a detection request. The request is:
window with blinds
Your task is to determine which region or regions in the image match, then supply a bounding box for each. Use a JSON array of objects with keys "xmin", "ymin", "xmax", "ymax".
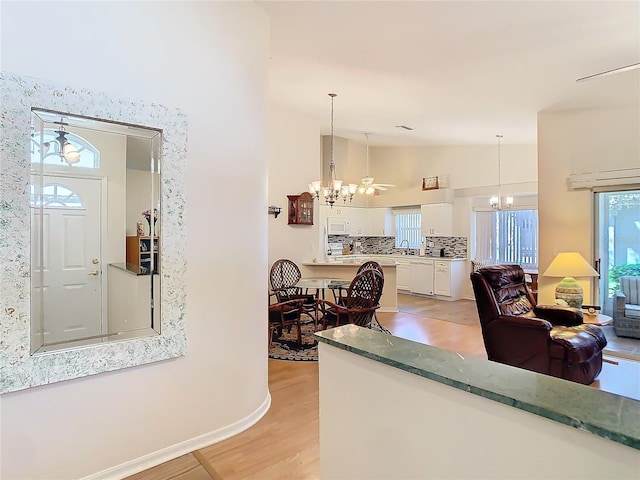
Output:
[
  {"xmin": 395, "ymin": 212, "xmax": 421, "ymax": 248},
  {"xmin": 475, "ymin": 210, "xmax": 538, "ymax": 267}
]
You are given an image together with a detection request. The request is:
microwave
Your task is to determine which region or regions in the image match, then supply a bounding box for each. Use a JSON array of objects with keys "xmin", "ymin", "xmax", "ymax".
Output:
[{"xmin": 327, "ymin": 217, "xmax": 349, "ymax": 235}]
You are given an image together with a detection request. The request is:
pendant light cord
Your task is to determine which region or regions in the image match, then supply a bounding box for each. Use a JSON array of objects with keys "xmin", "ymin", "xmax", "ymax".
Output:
[{"xmin": 497, "ymin": 134, "xmax": 503, "ymax": 202}]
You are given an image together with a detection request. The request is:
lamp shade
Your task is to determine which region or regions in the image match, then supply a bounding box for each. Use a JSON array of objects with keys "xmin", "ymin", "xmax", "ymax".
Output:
[
  {"xmin": 542, "ymin": 252, "xmax": 598, "ymax": 309},
  {"xmin": 541, "ymin": 252, "xmax": 598, "ymax": 278}
]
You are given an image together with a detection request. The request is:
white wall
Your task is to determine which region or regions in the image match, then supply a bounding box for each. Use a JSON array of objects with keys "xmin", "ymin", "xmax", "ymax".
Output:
[
  {"xmin": 537, "ymin": 105, "xmax": 640, "ymax": 304},
  {"xmin": 126, "ymin": 169, "xmax": 160, "ymax": 237},
  {"xmin": 366, "ymin": 143, "xmax": 538, "ymax": 207},
  {"xmin": 268, "ymin": 102, "xmax": 323, "ymax": 277},
  {"xmin": 1, "ymin": 2, "xmax": 270, "ymax": 479}
]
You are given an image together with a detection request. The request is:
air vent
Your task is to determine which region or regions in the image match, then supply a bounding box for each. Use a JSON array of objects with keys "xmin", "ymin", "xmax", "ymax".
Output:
[{"xmin": 395, "ymin": 125, "xmax": 414, "ymax": 131}]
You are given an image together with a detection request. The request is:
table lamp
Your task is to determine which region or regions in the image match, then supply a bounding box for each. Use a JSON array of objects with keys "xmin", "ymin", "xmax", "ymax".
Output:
[{"xmin": 541, "ymin": 252, "xmax": 599, "ymax": 309}]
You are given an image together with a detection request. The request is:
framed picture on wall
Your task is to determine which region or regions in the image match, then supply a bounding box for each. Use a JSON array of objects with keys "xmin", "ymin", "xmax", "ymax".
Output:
[{"xmin": 422, "ymin": 176, "xmax": 439, "ymax": 190}]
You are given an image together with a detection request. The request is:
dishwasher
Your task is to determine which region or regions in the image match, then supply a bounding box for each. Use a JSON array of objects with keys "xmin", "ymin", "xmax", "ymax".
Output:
[{"xmin": 409, "ymin": 259, "xmax": 434, "ymax": 296}]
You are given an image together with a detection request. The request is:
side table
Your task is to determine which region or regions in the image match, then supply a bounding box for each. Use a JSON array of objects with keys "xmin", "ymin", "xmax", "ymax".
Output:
[{"xmin": 584, "ymin": 313, "xmax": 613, "ymax": 326}]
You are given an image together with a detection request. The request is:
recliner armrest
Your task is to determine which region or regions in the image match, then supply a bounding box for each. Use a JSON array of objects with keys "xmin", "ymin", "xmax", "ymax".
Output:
[
  {"xmin": 497, "ymin": 315, "xmax": 552, "ymax": 331},
  {"xmin": 533, "ymin": 305, "xmax": 583, "ymax": 326}
]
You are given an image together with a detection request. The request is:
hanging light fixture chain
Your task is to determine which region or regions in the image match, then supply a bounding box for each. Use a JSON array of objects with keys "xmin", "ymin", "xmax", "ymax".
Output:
[
  {"xmin": 329, "ymin": 93, "xmax": 336, "ymax": 180},
  {"xmin": 490, "ymin": 134, "xmax": 511, "ymax": 210}
]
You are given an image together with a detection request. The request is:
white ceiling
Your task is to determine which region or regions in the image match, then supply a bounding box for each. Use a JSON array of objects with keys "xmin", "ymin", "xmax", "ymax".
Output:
[{"xmin": 258, "ymin": 1, "xmax": 640, "ymax": 146}]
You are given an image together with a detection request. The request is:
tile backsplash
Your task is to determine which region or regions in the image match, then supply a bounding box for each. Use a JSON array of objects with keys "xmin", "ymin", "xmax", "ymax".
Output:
[
  {"xmin": 327, "ymin": 235, "xmax": 468, "ymax": 258},
  {"xmin": 424, "ymin": 236, "xmax": 467, "ymax": 258}
]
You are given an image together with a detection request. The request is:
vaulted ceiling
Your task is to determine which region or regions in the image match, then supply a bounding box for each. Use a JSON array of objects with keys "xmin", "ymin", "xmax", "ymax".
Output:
[{"xmin": 259, "ymin": 1, "xmax": 640, "ymax": 146}]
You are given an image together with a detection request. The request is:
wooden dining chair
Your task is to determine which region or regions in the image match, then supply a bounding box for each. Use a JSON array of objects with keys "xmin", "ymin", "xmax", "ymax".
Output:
[
  {"xmin": 268, "ymin": 297, "xmax": 304, "ymax": 348},
  {"xmin": 318, "ymin": 269, "xmax": 384, "ymax": 330},
  {"xmin": 357, "ymin": 261, "xmax": 387, "ymax": 331},
  {"xmin": 330, "ymin": 260, "xmax": 385, "ymax": 305},
  {"xmin": 269, "ymin": 259, "xmax": 316, "ymax": 322}
]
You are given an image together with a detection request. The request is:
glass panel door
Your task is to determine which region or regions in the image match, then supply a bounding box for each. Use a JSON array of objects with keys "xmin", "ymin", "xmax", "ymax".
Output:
[{"xmin": 595, "ymin": 189, "xmax": 640, "ymax": 315}]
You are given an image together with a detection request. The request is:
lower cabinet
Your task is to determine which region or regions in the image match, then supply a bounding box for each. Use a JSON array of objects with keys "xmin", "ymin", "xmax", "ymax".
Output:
[
  {"xmin": 396, "ymin": 257, "xmax": 467, "ymax": 300},
  {"xmin": 434, "ymin": 261, "xmax": 451, "ymax": 296},
  {"xmin": 434, "ymin": 260, "xmax": 466, "ymax": 299},
  {"xmin": 409, "ymin": 261, "xmax": 434, "ymax": 295},
  {"xmin": 396, "ymin": 260, "xmax": 410, "ymax": 291}
]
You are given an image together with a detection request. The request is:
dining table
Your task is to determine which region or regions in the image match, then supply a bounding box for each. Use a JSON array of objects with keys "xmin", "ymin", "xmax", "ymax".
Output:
[{"xmin": 295, "ymin": 277, "xmax": 351, "ymax": 329}]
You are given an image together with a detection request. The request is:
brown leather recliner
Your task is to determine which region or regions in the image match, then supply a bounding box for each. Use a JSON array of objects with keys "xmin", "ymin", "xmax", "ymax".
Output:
[{"xmin": 470, "ymin": 264, "xmax": 607, "ymax": 385}]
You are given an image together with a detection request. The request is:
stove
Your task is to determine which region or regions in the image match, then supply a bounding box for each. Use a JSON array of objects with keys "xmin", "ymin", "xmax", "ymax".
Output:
[{"xmin": 327, "ymin": 242, "xmax": 344, "ymax": 257}]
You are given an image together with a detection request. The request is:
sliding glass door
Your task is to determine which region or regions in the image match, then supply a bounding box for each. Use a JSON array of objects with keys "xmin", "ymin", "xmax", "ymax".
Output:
[{"xmin": 595, "ymin": 189, "xmax": 640, "ymax": 315}]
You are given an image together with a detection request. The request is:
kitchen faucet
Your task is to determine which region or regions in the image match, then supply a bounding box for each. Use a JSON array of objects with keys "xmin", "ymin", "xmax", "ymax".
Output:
[{"xmin": 399, "ymin": 239, "xmax": 410, "ymax": 255}]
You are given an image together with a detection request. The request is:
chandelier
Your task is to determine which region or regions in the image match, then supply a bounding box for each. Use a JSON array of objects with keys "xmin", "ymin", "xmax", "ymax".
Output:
[
  {"xmin": 489, "ymin": 134, "xmax": 513, "ymax": 210},
  {"xmin": 308, "ymin": 93, "xmax": 357, "ymax": 206}
]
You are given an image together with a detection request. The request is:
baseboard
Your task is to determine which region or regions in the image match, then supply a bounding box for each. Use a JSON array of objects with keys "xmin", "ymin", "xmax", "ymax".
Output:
[
  {"xmin": 604, "ymin": 349, "xmax": 640, "ymax": 362},
  {"xmin": 378, "ymin": 307, "xmax": 399, "ymax": 313},
  {"xmin": 81, "ymin": 391, "xmax": 272, "ymax": 480}
]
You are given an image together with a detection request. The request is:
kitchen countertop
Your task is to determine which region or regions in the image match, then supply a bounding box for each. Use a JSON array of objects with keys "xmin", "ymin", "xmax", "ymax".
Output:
[
  {"xmin": 303, "ymin": 259, "xmax": 398, "ymax": 266},
  {"xmin": 326, "ymin": 254, "xmax": 467, "ymax": 262},
  {"xmin": 301, "ymin": 259, "xmax": 398, "ymax": 312}
]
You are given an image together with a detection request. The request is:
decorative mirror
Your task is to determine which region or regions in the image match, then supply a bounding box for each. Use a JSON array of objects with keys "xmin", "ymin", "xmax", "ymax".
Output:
[{"xmin": 0, "ymin": 72, "xmax": 188, "ymax": 393}]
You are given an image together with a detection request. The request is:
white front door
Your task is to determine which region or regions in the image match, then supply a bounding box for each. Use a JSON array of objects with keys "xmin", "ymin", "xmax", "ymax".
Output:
[{"xmin": 31, "ymin": 176, "xmax": 102, "ymax": 345}]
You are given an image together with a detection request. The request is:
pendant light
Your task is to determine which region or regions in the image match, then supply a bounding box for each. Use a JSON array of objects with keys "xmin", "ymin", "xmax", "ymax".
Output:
[
  {"xmin": 489, "ymin": 134, "xmax": 513, "ymax": 210},
  {"xmin": 46, "ymin": 118, "xmax": 81, "ymax": 165},
  {"xmin": 308, "ymin": 93, "xmax": 356, "ymax": 206}
]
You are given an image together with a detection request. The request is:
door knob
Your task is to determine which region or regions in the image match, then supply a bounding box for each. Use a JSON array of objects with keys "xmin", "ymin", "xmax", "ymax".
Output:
[{"xmin": 87, "ymin": 270, "xmax": 99, "ymax": 276}]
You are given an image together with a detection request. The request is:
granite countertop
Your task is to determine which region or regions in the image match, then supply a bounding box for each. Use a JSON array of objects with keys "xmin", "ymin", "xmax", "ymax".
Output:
[
  {"xmin": 309, "ymin": 254, "xmax": 467, "ymax": 264},
  {"xmin": 315, "ymin": 326, "xmax": 640, "ymax": 451},
  {"xmin": 303, "ymin": 260, "xmax": 398, "ymax": 266}
]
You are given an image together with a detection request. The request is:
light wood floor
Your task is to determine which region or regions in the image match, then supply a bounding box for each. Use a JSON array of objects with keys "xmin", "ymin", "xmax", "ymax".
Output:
[{"xmin": 127, "ymin": 294, "xmax": 640, "ymax": 480}]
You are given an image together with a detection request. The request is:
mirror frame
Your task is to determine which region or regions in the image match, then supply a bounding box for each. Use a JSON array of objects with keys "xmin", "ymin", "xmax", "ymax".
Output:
[{"xmin": 0, "ymin": 72, "xmax": 188, "ymax": 394}]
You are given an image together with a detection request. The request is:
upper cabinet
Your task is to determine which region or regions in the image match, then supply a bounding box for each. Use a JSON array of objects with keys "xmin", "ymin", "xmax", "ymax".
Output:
[
  {"xmin": 347, "ymin": 207, "xmax": 366, "ymax": 235},
  {"xmin": 366, "ymin": 208, "xmax": 392, "ymax": 236},
  {"xmin": 421, "ymin": 203, "xmax": 452, "ymax": 236},
  {"xmin": 318, "ymin": 205, "xmax": 393, "ymax": 236},
  {"xmin": 287, "ymin": 192, "xmax": 314, "ymax": 225}
]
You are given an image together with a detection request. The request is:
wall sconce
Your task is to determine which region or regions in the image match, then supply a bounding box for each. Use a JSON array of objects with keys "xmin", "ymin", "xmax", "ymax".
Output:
[{"xmin": 268, "ymin": 206, "xmax": 282, "ymax": 218}]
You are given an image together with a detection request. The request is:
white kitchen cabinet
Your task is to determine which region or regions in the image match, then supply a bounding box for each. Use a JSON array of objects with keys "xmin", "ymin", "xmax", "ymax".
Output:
[
  {"xmin": 396, "ymin": 258, "xmax": 411, "ymax": 291},
  {"xmin": 434, "ymin": 259, "xmax": 466, "ymax": 299},
  {"xmin": 348, "ymin": 207, "xmax": 367, "ymax": 235},
  {"xmin": 409, "ymin": 260, "xmax": 434, "ymax": 295},
  {"xmin": 434, "ymin": 261, "xmax": 451, "ymax": 296},
  {"xmin": 366, "ymin": 208, "xmax": 392, "ymax": 236},
  {"xmin": 421, "ymin": 203, "xmax": 452, "ymax": 236}
]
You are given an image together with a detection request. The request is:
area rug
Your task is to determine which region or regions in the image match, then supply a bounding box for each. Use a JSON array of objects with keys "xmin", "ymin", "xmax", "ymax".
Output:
[
  {"xmin": 269, "ymin": 322, "xmax": 319, "ymax": 361},
  {"xmin": 269, "ymin": 320, "xmax": 391, "ymax": 361}
]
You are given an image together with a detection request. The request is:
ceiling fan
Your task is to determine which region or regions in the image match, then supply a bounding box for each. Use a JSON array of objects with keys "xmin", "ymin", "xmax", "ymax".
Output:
[
  {"xmin": 358, "ymin": 133, "xmax": 395, "ymax": 195},
  {"xmin": 576, "ymin": 62, "xmax": 640, "ymax": 82}
]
